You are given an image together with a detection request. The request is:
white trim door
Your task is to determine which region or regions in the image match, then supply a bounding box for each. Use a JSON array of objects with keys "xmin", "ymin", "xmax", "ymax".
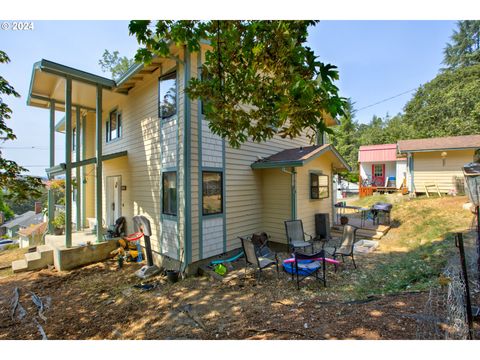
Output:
[{"xmin": 106, "ymin": 175, "xmax": 122, "ymax": 227}]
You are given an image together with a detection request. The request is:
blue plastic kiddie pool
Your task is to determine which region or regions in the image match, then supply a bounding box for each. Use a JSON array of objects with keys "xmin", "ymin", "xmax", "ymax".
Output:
[{"xmin": 282, "ymin": 258, "xmax": 322, "ymax": 276}]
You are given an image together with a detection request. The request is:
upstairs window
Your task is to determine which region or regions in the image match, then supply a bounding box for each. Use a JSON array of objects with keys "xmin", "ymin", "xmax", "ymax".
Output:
[
  {"xmin": 159, "ymin": 71, "xmax": 177, "ymax": 119},
  {"xmin": 162, "ymin": 171, "xmax": 177, "ymax": 216},
  {"xmin": 199, "ymin": 67, "xmax": 212, "ymax": 116},
  {"xmin": 106, "ymin": 110, "xmax": 122, "ymax": 142},
  {"xmin": 310, "ymin": 173, "xmax": 329, "ymax": 200}
]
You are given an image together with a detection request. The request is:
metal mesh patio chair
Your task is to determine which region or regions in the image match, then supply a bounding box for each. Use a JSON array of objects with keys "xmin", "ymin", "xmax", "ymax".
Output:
[
  {"xmin": 292, "ymin": 250, "xmax": 327, "ymax": 289},
  {"xmin": 325, "ymin": 224, "xmax": 358, "ymax": 269},
  {"xmin": 251, "ymin": 232, "xmax": 276, "ymax": 260},
  {"xmin": 284, "ymin": 220, "xmax": 314, "ymax": 254},
  {"xmin": 240, "ymin": 236, "xmax": 279, "ymax": 280}
]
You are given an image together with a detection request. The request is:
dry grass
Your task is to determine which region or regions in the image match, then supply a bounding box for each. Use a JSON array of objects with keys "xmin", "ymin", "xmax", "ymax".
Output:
[
  {"xmin": 0, "ymin": 195, "xmax": 476, "ymax": 339},
  {"xmin": 0, "ymin": 245, "xmax": 27, "ymax": 272}
]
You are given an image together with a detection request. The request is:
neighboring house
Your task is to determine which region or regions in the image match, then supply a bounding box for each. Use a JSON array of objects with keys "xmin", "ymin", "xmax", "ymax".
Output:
[
  {"xmin": 358, "ymin": 135, "xmax": 480, "ymax": 195},
  {"xmin": 18, "ymin": 222, "xmax": 48, "ymax": 249},
  {"xmin": 358, "ymin": 144, "xmax": 407, "ymax": 189},
  {"xmin": 26, "ymin": 44, "xmax": 350, "ymax": 273},
  {"xmin": 0, "ymin": 210, "xmax": 44, "ymax": 238},
  {"xmin": 335, "ymin": 177, "xmax": 359, "ymax": 199},
  {"xmin": 398, "ymin": 135, "xmax": 480, "ymax": 194}
]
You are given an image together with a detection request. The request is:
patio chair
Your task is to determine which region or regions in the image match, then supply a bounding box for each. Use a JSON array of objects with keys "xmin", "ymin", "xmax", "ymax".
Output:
[
  {"xmin": 240, "ymin": 236, "xmax": 279, "ymax": 280},
  {"xmin": 292, "ymin": 250, "xmax": 327, "ymax": 289},
  {"xmin": 325, "ymin": 224, "xmax": 358, "ymax": 269},
  {"xmin": 251, "ymin": 232, "xmax": 276, "ymax": 260},
  {"xmin": 284, "ymin": 220, "xmax": 314, "ymax": 254}
]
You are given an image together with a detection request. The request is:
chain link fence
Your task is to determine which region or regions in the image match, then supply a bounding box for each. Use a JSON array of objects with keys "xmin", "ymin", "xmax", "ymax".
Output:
[{"xmin": 416, "ymin": 230, "xmax": 479, "ymax": 339}]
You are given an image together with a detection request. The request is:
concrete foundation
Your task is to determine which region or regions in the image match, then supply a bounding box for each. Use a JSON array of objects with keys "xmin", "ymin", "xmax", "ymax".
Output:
[{"xmin": 52, "ymin": 240, "xmax": 118, "ymax": 271}]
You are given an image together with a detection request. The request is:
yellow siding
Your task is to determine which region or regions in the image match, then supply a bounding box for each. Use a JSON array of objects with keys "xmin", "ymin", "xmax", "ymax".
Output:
[
  {"xmin": 225, "ymin": 136, "xmax": 312, "ymax": 251},
  {"xmin": 296, "ymin": 154, "xmax": 334, "ymax": 238},
  {"xmin": 413, "ymin": 150, "xmax": 474, "ymax": 193},
  {"xmin": 75, "ymin": 46, "xmax": 337, "ymax": 265},
  {"xmin": 83, "ymin": 112, "xmax": 96, "ymax": 221},
  {"xmin": 82, "ymin": 55, "xmax": 183, "ymax": 261},
  {"xmin": 261, "ymin": 169, "xmax": 291, "ymax": 243}
]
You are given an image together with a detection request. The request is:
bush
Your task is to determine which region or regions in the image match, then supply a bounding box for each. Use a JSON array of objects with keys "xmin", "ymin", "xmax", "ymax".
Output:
[{"xmin": 52, "ymin": 212, "xmax": 66, "ymax": 229}]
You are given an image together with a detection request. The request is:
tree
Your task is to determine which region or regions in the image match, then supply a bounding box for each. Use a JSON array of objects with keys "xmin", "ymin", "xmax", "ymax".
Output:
[
  {"xmin": 128, "ymin": 20, "xmax": 346, "ymax": 148},
  {"xmin": 443, "ymin": 21, "xmax": 480, "ymax": 70},
  {"xmin": 0, "ymin": 192, "xmax": 14, "ymax": 220},
  {"xmin": 402, "ymin": 64, "xmax": 480, "ymax": 138},
  {"xmin": 0, "ymin": 51, "xmax": 43, "ymax": 202},
  {"xmin": 331, "ymin": 99, "xmax": 359, "ymax": 172},
  {"xmin": 98, "ymin": 50, "xmax": 135, "ymax": 80}
]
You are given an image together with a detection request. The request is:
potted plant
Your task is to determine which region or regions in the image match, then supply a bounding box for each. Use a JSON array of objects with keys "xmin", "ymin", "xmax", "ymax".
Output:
[{"xmin": 52, "ymin": 212, "xmax": 66, "ymax": 235}]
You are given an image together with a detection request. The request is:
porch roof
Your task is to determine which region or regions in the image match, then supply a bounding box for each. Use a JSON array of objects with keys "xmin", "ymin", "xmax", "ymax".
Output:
[
  {"xmin": 251, "ymin": 144, "xmax": 351, "ymax": 171},
  {"xmin": 27, "ymin": 59, "xmax": 118, "ymax": 111},
  {"xmin": 358, "ymin": 143, "xmax": 398, "ymax": 163}
]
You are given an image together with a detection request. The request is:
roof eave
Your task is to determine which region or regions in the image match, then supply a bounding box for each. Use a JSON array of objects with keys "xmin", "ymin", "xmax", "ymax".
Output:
[
  {"xmin": 399, "ymin": 146, "xmax": 480, "ymax": 154},
  {"xmin": 251, "ymin": 160, "xmax": 304, "ymax": 169},
  {"xmin": 38, "ymin": 59, "xmax": 115, "ymax": 88}
]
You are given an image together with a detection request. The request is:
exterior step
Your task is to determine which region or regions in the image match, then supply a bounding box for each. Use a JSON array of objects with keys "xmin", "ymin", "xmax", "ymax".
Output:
[
  {"xmin": 331, "ymin": 224, "xmax": 390, "ymax": 240},
  {"xmin": 12, "ymin": 245, "xmax": 54, "ymax": 273},
  {"xmin": 12, "ymin": 259, "xmax": 28, "ymax": 273}
]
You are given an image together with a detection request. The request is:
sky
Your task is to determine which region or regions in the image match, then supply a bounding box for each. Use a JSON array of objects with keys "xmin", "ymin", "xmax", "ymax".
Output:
[{"xmin": 0, "ymin": 20, "xmax": 457, "ymax": 176}]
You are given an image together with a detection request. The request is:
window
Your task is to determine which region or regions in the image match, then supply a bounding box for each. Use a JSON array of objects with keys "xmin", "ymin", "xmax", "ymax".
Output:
[
  {"xmin": 162, "ymin": 172, "xmax": 177, "ymax": 216},
  {"xmin": 310, "ymin": 173, "xmax": 329, "ymax": 199},
  {"xmin": 373, "ymin": 164, "xmax": 383, "ymax": 177},
  {"xmin": 199, "ymin": 67, "xmax": 212, "ymax": 116},
  {"xmin": 202, "ymin": 171, "xmax": 223, "ymax": 215},
  {"xmin": 159, "ymin": 71, "xmax": 177, "ymax": 119},
  {"xmin": 106, "ymin": 110, "xmax": 122, "ymax": 142}
]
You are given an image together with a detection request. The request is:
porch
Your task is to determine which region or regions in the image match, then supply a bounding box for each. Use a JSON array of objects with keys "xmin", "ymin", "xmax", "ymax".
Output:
[{"xmin": 27, "ymin": 59, "xmax": 129, "ymax": 248}]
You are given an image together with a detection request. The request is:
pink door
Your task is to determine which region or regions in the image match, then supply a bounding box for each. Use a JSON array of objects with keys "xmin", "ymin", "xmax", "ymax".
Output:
[{"xmin": 372, "ymin": 164, "xmax": 385, "ymax": 186}]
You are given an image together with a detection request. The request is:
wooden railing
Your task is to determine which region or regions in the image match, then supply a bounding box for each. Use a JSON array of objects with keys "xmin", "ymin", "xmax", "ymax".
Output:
[{"xmin": 359, "ymin": 186, "xmax": 374, "ymax": 198}]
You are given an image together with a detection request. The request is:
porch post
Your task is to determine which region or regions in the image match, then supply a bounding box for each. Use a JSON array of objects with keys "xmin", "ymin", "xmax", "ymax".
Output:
[
  {"xmin": 75, "ymin": 106, "xmax": 82, "ymax": 230},
  {"xmin": 65, "ymin": 77, "xmax": 73, "ymax": 248},
  {"xmin": 47, "ymin": 100, "xmax": 55, "ymax": 234},
  {"xmin": 95, "ymin": 85, "xmax": 103, "ymax": 242},
  {"xmin": 81, "ymin": 114, "xmax": 87, "ymax": 230}
]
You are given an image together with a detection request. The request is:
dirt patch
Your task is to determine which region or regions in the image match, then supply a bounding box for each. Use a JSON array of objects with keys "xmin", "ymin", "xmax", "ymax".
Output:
[{"xmin": 0, "ymin": 258, "xmax": 429, "ymax": 340}]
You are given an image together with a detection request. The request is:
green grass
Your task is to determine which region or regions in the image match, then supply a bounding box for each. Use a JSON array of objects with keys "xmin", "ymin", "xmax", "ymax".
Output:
[
  {"xmin": 354, "ymin": 236, "xmax": 454, "ymax": 297},
  {"xmin": 335, "ymin": 195, "xmax": 473, "ymax": 299}
]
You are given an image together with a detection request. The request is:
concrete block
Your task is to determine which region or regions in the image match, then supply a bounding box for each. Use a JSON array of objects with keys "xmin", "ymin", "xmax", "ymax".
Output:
[
  {"xmin": 53, "ymin": 240, "xmax": 118, "ymax": 271},
  {"xmin": 12, "ymin": 259, "xmax": 28, "ymax": 273}
]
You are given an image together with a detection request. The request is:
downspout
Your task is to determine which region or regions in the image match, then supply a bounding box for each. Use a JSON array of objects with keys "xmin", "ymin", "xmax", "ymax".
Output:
[
  {"xmin": 182, "ymin": 45, "xmax": 192, "ymax": 272},
  {"xmin": 282, "ymin": 167, "xmax": 297, "ymax": 220}
]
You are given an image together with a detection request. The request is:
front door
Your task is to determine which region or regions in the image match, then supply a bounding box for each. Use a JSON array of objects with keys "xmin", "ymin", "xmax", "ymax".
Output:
[
  {"xmin": 106, "ymin": 176, "xmax": 121, "ymax": 226},
  {"xmin": 372, "ymin": 164, "xmax": 385, "ymax": 186}
]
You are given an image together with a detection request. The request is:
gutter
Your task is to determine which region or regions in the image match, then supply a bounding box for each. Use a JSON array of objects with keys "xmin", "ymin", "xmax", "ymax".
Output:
[{"xmin": 282, "ymin": 167, "xmax": 297, "ymax": 220}]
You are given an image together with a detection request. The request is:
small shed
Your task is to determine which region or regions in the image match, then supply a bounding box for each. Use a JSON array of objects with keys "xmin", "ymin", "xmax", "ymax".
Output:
[
  {"xmin": 358, "ymin": 144, "xmax": 406, "ymax": 188},
  {"xmin": 398, "ymin": 134, "xmax": 480, "ymax": 194}
]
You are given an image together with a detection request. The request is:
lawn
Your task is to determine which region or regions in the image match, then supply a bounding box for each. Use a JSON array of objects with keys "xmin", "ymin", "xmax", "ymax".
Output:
[{"xmin": 0, "ymin": 195, "xmax": 476, "ymax": 339}]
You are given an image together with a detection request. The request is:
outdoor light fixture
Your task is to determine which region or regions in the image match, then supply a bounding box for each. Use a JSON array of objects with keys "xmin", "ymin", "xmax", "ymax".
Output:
[
  {"xmin": 463, "ymin": 162, "xmax": 480, "ymax": 206},
  {"xmin": 441, "ymin": 152, "xmax": 448, "ymax": 166}
]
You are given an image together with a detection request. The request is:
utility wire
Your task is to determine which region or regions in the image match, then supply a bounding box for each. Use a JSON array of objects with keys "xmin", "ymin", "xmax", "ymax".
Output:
[
  {"xmin": 0, "ymin": 146, "xmax": 65, "ymax": 150},
  {"xmin": 356, "ymin": 87, "xmax": 418, "ymax": 112}
]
